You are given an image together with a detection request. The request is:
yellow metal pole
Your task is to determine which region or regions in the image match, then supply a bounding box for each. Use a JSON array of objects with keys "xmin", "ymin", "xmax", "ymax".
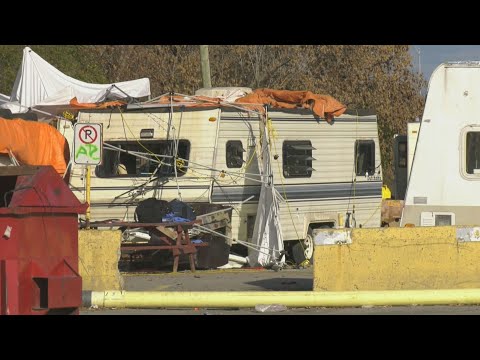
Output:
[
  {"xmin": 85, "ymin": 165, "xmax": 91, "ymax": 229},
  {"xmin": 88, "ymin": 289, "xmax": 480, "ymax": 309}
]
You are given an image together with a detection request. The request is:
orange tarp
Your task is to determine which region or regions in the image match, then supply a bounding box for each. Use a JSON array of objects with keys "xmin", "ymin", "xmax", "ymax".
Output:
[
  {"xmin": 69, "ymin": 97, "xmax": 126, "ymax": 109},
  {"xmin": 76, "ymin": 89, "xmax": 346, "ymax": 121},
  {"xmin": 0, "ymin": 118, "xmax": 69, "ymax": 175},
  {"xmin": 235, "ymin": 88, "xmax": 346, "ymax": 123}
]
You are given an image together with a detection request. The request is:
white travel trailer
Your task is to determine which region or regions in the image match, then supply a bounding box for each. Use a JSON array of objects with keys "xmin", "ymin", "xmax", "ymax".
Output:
[
  {"xmin": 401, "ymin": 62, "xmax": 480, "ymax": 227},
  {"xmin": 60, "ymin": 94, "xmax": 383, "ymax": 263}
]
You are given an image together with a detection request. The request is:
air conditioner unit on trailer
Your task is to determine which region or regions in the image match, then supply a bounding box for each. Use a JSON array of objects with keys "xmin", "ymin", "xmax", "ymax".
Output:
[{"xmin": 420, "ymin": 212, "xmax": 455, "ymax": 227}]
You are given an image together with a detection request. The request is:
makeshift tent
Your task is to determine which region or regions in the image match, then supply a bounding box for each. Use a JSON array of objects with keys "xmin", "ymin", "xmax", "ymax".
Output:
[
  {"xmin": 1, "ymin": 47, "xmax": 150, "ymax": 114},
  {"xmin": 247, "ymin": 116, "xmax": 285, "ymax": 267}
]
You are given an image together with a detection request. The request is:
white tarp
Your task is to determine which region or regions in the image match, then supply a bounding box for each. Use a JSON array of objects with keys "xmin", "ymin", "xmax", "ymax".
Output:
[
  {"xmin": 247, "ymin": 116, "xmax": 285, "ymax": 267},
  {"xmin": 195, "ymin": 87, "xmax": 252, "ymax": 102},
  {"xmin": 0, "ymin": 93, "xmax": 9, "ymax": 105},
  {"xmin": 2, "ymin": 47, "xmax": 150, "ymax": 113}
]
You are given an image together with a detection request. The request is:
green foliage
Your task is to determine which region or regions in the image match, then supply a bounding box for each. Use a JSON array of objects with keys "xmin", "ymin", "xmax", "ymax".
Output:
[
  {"xmin": 0, "ymin": 45, "xmax": 24, "ymax": 95},
  {"xmin": 0, "ymin": 45, "xmax": 108, "ymax": 95}
]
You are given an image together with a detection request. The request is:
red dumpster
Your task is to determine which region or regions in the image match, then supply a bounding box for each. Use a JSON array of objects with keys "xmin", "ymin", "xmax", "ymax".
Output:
[{"xmin": 0, "ymin": 165, "xmax": 86, "ymax": 315}]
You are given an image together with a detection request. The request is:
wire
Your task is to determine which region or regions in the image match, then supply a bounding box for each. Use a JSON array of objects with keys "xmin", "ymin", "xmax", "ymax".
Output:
[
  {"xmin": 110, "ymin": 104, "xmax": 272, "ymax": 191},
  {"xmin": 174, "ymin": 91, "xmax": 265, "ymax": 116},
  {"xmin": 352, "ymin": 110, "xmax": 359, "ymax": 227},
  {"xmin": 361, "ymin": 202, "xmax": 381, "ymax": 227},
  {"xmin": 118, "ymin": 106, "xmax": 176, "ymax": 197},
  {"xmin": 193, "ymin": 224, "xmax": 283, "ymax": 260},
  {"xmin": 170, "ymin": 98, "xmax": 183, "ymax": 201},
  {"xmin": 267, "ymin": 117, "xmax": 304, "ymax": 255},
  {"xmin": 118, "ymin": 106, "xmax": 164, "ymax": 166},
  {"xmin": 345, "ymin": 110, "xmax": 359, "ymax": 226},
  {"xmin": 212, "ymin": 178, "xmax": 241, "ymax": 216}
]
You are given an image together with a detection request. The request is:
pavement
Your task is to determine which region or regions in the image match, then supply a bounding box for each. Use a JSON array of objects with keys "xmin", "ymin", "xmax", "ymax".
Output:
[{"xmin": 81, "ymin": 267, "xmax": 480, "ymax": 315}]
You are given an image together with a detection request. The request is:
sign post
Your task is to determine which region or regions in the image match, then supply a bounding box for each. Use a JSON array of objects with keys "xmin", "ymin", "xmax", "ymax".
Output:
[
  {"xmin": 86, "ymin": 164, "xmax": 91, "ymax": 228},
  {"xmin": 73, "ymin": 123, "xmax": 103, "ymax": 229}
]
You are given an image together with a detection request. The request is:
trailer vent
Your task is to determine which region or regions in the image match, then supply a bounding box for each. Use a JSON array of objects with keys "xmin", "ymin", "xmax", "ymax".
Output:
[
  {"xmin": 420, "ymin": 212, "xmax": 455, "ymax": 227},
  {"xmin": 414, "ymin": 196, "xmax": 427, "ymax": 204}
]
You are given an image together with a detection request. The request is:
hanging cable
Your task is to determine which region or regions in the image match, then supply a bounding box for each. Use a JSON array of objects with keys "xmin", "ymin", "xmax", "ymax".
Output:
[{"xmin": 267, "ymin": 117, "xmax": 305, "ymax": 256}]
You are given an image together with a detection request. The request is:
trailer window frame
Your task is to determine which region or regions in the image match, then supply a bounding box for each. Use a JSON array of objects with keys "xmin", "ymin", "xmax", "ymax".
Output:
[
  {"xmin": 226, "ymin": 140, "xmax": 245, "ymax": 168},
  {"xmin": 397, "ymin": 140, "xmax": 408, "ymax": 168},
  {"xmin": 282, "ymin": 140, "xmax": 316, "ymax": 178},
  {"xmin": 461, "ymin": 126, "xmax": 480, "ymax": 180},
  {"xmin": 95, "ymin": 139, "xmax": 190, "ymax": 178},
  {"xmin": 354, "ymin": 140, "xmax": 376, "ymax": 176}
]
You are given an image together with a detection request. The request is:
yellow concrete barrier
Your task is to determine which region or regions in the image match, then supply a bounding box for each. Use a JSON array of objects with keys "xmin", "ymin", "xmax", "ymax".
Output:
[
  {"xmin": 313, "ymin": 226, "xmax": 480, "ymax": 291},
  {"xmin": 78, "ymin": 230, "xmax": 124, "ymax": 291}
]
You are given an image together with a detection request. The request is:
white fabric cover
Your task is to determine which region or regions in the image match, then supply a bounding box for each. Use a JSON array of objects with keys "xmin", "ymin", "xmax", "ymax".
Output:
[
  {"xmin": 247, "ymin": 117, "xmax": 285, "ymax": 267},
  {"xmin": 3, "ymin": 47, "xmax": 150, "ymax": 112},
  {"xmin": 0, "ymin": 93, "xmax": 9, "ymax": 105},
  {"xmin": 195, "ymin": 87, "xmax": 252, "ymax": 102}
]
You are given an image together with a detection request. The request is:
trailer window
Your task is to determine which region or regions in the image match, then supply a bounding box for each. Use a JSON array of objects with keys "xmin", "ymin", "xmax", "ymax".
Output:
[
  {"xmin": 398, "ymin": 141, "xmax": 407, "ymax": 168},
  {"xmin": 466, "ymin": 132, "xmax": 480, "ymax": 174},
  {"xmin": 355, "ymin": 140, "xmax": 375, "ymax": 176},
  {"xmin": 226, "ymin": 140, "xmax": 245, "ymax": 168},
  {"xmin": 95, "ymin": 140, "xmax": 190, "ymax": 178},
  {"xmin": 283, "ymin": 140, "xmax": 316, "ymax": 178}
]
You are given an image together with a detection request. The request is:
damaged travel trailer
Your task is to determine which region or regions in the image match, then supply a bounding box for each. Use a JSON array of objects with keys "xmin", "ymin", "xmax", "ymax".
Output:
[
  {"xmin": 59, "ymin": 88, "xmax": 384, "ymax": 264},
  {"xmin": 401, "ymin": 62, "xmax": 480, "ymax": 227}
]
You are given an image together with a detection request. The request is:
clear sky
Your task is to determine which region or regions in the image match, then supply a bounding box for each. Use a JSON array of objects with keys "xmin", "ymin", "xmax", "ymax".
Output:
[{"xmin": 410, "ymin": 45, "xmax": 480, "ymax": 83}]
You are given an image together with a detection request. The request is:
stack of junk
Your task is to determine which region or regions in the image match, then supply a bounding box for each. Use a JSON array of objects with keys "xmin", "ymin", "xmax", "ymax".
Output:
[
  {"xmin": 0, "ymin": 88, "xmax": 347, "ymax": 272},
  {"xmin": 0, "ymin": 47, "xmax": 350, "ymax": 272}
]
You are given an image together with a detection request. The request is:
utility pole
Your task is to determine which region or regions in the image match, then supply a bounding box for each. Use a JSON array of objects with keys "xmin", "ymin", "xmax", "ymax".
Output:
[
  {"xmin": 413, "ymin": 46, "xmax": 421, "ymax": 75},
  {"xmin": 414, "ymin": 46, "xmax": 422, "ymax": 96},
  {"xmin": 200, "ymin": 45, "xmax": 212, "ymax": 88}
]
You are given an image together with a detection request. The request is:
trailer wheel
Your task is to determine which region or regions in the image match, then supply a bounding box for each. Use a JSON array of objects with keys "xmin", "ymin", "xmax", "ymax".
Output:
[
  {"xmin": 292, "ymin": 228, "xmax": 315, "ymax": 265},
  {"xmin": 292, "ymin": 224, "xmax": 333, "ymax": 265}
]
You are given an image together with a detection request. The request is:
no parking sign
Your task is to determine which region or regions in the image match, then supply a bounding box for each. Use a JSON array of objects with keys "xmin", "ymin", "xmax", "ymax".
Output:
[{"xmin": 73, "ymin": 123, "xmax": 103, "ymax": 165}]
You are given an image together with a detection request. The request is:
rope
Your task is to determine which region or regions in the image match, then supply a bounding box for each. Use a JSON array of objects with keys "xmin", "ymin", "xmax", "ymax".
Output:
[
  {"xmin": 173, "ymin": 91, "xmax": 265, "ymax": 116},
  {"xmin": 352, "ymin": 110, "xmax": 358, "ymax": 228},
  {"xmin": 117, "ymin": 107, "xmax": 171, "ymax": 198},
  {"xmin": 361, "ymin": 202, "xmax": 382, "ymax": 227},
  {"xmin": 212, "ymin": 178, "xmax": 241, "ymax": 216},
  {"xmin": 345, "ymin": 110, "xmax": 359, "ymax": 227},
  {"xmin": 118, "ymin": 106, "xmax": 165, "ymax": 167},
  {"xmin": 8, "ymin": 149, "xmax": 20, "ymax": 165},
  {"xmin": 169, "ymin": 94, "xmax": 183, "ymax": 201},
  {"xmin": 193, "ymin": 224, "xmax": 283, "ymax": 258},
  {"xmin": 267, "ymin": 118, "xmax": 304, "ymax": 255}
]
